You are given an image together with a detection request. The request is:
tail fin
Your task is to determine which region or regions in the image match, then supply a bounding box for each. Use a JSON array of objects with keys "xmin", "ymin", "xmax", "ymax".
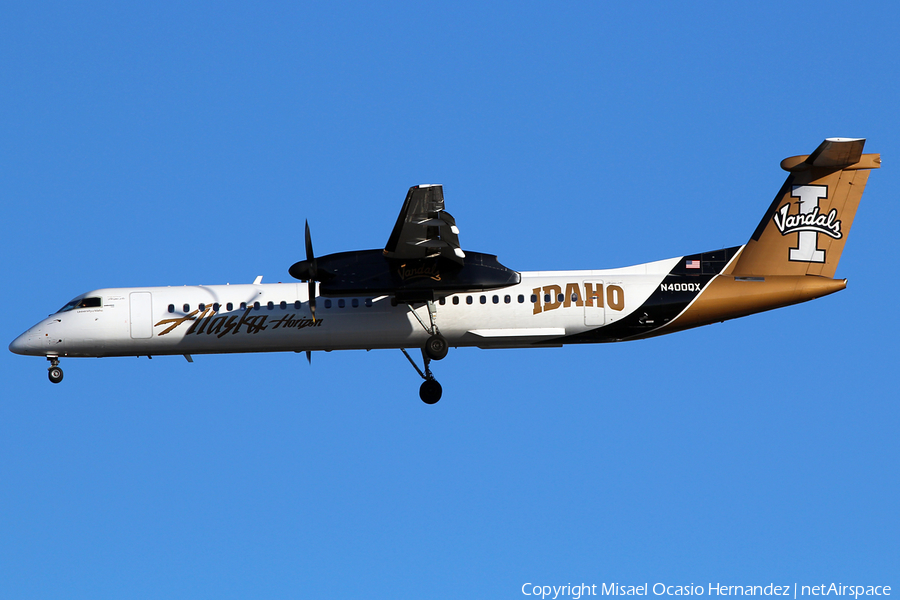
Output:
[{"xmin": 730, "ymin": 138, "xmax": 880, "ymax": 278}]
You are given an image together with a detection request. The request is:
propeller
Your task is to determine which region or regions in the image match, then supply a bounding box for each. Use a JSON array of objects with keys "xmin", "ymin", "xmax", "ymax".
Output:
[
  {"xmin": 305, "ymin": 221, "xmax": 318, "ymax": 322},
  {"xmin": 288, "ymin": 220, "xmax": 319, "ymax": 322}
]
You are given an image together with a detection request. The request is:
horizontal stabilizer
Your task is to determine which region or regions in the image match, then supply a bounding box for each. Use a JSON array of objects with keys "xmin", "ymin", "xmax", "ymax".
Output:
[
  {"xmin": 807, "ymin": 138, "xmax": 864, "ymax": 168},
  {"xmin": 780, "ymin": 138, "xmax": 872, "ymax": 172}
]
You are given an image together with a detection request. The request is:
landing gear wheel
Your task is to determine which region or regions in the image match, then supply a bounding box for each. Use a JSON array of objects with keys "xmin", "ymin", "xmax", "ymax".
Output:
[
  {"xmin": 419, "ymin": 379, "xmax": 442, "ymax": 404},
  {"xmin": 48, "ymin": 366, "xmax": 64, "ymax": 384},
  {"xmin": 424, "ymin": 334, "xmax": 448, "ymax": 360}
]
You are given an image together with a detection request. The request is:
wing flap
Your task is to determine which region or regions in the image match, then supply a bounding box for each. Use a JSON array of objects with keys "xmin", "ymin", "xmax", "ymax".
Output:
[{"xmin": 384, "ymin": 185, "xmax": 466, "ymax": 263}]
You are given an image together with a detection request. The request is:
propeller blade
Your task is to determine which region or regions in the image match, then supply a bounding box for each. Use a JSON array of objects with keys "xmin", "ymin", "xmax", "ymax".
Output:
[
  {"xmin": 305, "ymin": 220, "xmax": 318, "ymax": 280},
  {"xmin": 306, "ymin": 350, "xmax": 312, "ymax": 364},
  {"xmin": 304, "ymin": 220, "xmax": 318, "ymax": 321}
]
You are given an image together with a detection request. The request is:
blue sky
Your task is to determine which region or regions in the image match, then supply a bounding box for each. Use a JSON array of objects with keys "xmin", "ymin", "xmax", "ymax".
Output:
[{"xmin": 1, "ymin": 2, "xmax": 898, "ymax": 598}]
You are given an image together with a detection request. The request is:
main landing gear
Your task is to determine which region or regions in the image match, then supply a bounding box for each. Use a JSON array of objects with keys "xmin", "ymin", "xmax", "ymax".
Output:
[
  {"xmin": 47, "ymin": 357, "xmax": 63, "ymax": 384},
  {"xmin": 404, "ymin": 299, "xmax": 449, "ymax": 403},
  {"xmin": 424, "ymin": 333, "xmax": 448, "ymax": 360},
  {"xmin": 402, "ymin": 348, "xmax": 443, "ymax": 404}
]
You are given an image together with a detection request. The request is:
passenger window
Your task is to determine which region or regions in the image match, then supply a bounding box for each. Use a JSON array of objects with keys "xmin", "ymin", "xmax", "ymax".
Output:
[
  {"xmin": 253, "ymin": 302, "xmax": 260, "ymax": 310},
  {"xmin": 439, "ymin": 298, "xmax": 445, "ymax": 305},
  {"xmin": 324, "ymin": 299, "xmax": 332, "ymax": 309},
  {"xmin": 544, "ymin": 294, "xmax": 550, "ymax": 303},
  {"xmin": 226, "ymin": 302, "xmax": 233, "ymax": 311},
  {"xmin": 518, "ymin": 295, "xmax": 525, "ymax": 303},
  {"xmin": 294, "ymin": 301, "xmax": 301, "ymax": 309},
  {"xmin": 184, "ymin": 304, "xmax": 190, "ymax": 312},
  {"xmin": 338, "ymin": 299, "xmax": 345, "ymax": 308},
  {"xmin": 480, "ymin": 296, "xmax": 487, "ymax": 304},
  {"xmin": 466, "ymin": 296, "xmax": 473, "ymax": 305},
  {"xmin": 492, "ymin": 295, "xmax": 499, "ymax": 304},
  {"xmin": 452, "ymin": 296, "xmax": 459, "ymax": 305},
  {"xmin": 280, "ymin": 301, "xmax": 287, "ymax": 310},
  {"xmin": 531, "ymin": 295, "xmax": 537, "ymax": 303},
  {"xmin": 504, "ymin": 295, "xmax": 511, "ymax": 304},
  {"xmin": 213, "ymin": 303, "xmax": 220, "ymax": 312},
  {"xmin": 571, "ymin": 294, "xmax": 578, "ymax": 302},
  {"xmin": 240, "ymin": 302, "xmax": 247, "ymax": 310},
  {"xmin": 168, "ymin": 304, "xmax": 175, "ymax": 313},
  {"xmin": 365, "ymin": 298, "xmax": 372, "ymax": 307},
  {"xmin": 557, "ymin": 294, "xmax": 564, "ymax": 302},
  {"xmin": 267, "ymin": 301, "xmax": 274, "ymax": 310},
  {"xmin": 199, "ymin": 303, "xmax": 206, "ymax": 311},
  {"xmin": 352, "ymin": 298, "xmax": 359, "ymax": 308}
]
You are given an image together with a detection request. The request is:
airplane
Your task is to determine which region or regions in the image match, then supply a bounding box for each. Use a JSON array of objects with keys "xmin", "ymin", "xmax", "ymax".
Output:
[{"xmin": 9, "ymin": 138, "xmax": 880, "ymax": 403}]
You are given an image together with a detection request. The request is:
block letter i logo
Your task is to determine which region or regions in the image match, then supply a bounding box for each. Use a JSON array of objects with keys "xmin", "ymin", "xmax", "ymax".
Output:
[{"xmin": 788, "ymin": 185, "xmax": 827, "ymax": 263}]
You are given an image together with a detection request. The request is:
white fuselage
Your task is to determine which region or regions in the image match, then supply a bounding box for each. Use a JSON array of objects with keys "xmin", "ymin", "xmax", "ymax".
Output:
[{"xmin": 11, "ymin": 257, "xmax": 682, "ymax": 359}]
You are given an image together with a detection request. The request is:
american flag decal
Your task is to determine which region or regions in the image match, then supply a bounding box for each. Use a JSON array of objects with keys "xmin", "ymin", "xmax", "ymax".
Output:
[{"xmin": 685, "ymin": 259, "xmax": 700, "ymax": 269}]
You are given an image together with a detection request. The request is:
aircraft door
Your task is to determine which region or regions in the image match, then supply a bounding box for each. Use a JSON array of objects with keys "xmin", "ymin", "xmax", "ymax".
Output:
[
  {"xmin": 583, "ymin": 281, "xmax": 605, "ymax": 326},
  {"xmin": 129, "ymin": 292, "xmax": 153, "ymax": 339}
]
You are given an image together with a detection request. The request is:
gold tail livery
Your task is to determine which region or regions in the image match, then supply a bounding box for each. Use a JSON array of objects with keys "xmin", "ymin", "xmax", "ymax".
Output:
[{"xmin": 10, "ymin": 138, "xmax": 879, "ymax": 403}]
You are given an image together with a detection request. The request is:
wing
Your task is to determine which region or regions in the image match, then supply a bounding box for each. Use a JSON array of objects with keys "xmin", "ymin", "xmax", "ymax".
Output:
[{"xmin": 383, "ymin": 184, "xmax": 466, "ymax": 264}]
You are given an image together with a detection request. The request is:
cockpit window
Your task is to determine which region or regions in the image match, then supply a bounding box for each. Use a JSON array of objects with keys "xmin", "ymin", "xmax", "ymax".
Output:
[{"xmin": 57, "ymin": 296, "xmax": 102, "ymax": 313}]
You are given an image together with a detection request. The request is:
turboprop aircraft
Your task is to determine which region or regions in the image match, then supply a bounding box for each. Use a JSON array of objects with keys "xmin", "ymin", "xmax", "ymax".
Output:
[{"xmin": 10, "ymin": 138, "xmax": 880, "ymax": 403}]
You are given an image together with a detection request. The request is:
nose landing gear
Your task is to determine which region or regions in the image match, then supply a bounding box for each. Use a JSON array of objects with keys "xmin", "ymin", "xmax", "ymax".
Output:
[{"xmin": 47, "ymin": 357, "xmax": 63, "ymax": 384}]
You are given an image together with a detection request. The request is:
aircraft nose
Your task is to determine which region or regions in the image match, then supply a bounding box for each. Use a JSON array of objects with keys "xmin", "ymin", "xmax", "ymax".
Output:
[
  {"xmin": 9, "ymin": 326, "xmax": 41, "ymax": 356},
  {"xmin": 9, "ymin": 332, "xmax": 29, "ymax": 355}
]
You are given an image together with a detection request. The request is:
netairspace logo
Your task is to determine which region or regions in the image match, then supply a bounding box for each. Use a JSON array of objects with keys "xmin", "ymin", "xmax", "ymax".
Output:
[{"xmin": 520, "ymin": 583, "xmax": 892, "ymax": 600}]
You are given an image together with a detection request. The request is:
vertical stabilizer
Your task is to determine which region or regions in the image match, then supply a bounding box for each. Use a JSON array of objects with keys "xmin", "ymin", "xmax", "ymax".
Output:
[{"xmin": 731, "ymin": 138, "xmax": 880, "ymax": 278}]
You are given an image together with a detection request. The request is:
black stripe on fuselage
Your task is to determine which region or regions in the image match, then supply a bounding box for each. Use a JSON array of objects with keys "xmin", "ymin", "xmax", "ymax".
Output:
[{"xmin": 546, "ymin": 246, "xmax": 741, "ymax": 344}]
